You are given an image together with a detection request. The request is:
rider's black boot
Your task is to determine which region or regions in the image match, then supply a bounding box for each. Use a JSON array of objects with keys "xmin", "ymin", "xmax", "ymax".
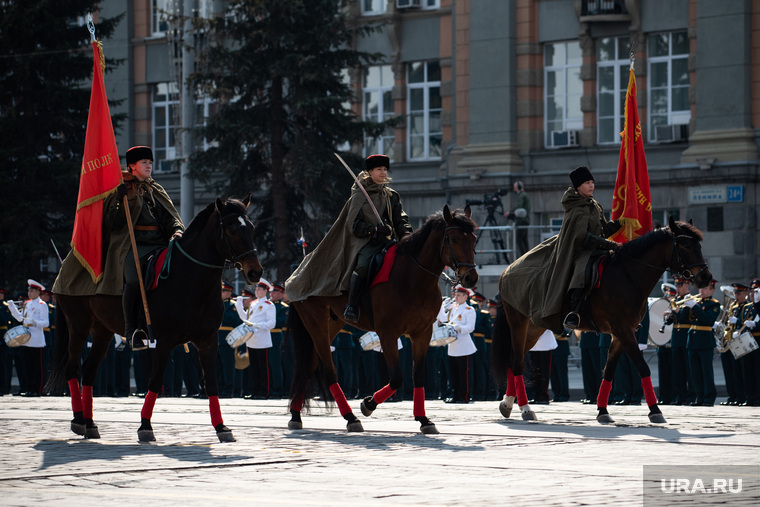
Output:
[
  {"xmin": 563, "ymin": 289, "xmax": 583, "ymax": 330},
  {"xmin": 343, "ymin": 272, "xmax": 362, "ymax": 323},
  {"xmin": 123, "ymin": 283, "xmax": 148, "ymax": 351}
]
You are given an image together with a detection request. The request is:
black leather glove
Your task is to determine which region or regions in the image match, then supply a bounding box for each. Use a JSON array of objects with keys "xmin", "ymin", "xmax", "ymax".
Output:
[
  {"xmin": 583, "ymin": 232, "xmax": 619, "ymax": 251},
  {"xmin": 373, "ymin": 224, "xmax": 392, "ymax": 240},
  {"xmin": 116, "ymin": 183, "xmax": 129, "ymax": 199},
  {"xmin": 603, "ymin": 219, "xmax": 623, "ymax": 237}
]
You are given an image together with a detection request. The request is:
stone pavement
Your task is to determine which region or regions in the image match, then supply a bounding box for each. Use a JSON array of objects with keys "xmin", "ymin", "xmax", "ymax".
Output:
[{"xmin": 1, "ymin": 395, "xmax": 758, "ymax": 506}]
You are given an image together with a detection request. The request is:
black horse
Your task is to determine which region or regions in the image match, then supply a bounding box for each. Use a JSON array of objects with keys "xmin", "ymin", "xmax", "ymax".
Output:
[
  {"xmin": 492, "ymin": 217, "xmax": 712, "ymax": 424},
  {"xmin": 49, "ymin": 196, "xmax": 262, "ymax": 442}
]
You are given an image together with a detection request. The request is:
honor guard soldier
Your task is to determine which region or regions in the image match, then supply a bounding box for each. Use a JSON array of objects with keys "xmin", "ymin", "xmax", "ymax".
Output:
[
  {"xmin": 742, "ymin": 278, "xmax": 760, "ymax": 406},
  {"xmin": 665, "ymin": 276, "xmax": 696, "ymax": 405},
  {"xmin": 684, "ymin": 278, "xmax": 720, "ymax": 406},
  {"xmin": 469, "ymin": 292, "xmax": 491, "ymax": 401},
  {"xmin": 656, "ymin": 283, "xmax": 677, "ymax": 405},
  {"xmin": 218, "ymin": 281, "xmax": 242, "ymax": 398},
  {"xmin": 437, "ymin": 286, "xmax": 477, "ymax": 403},
  {"xmin": 579, "ymin": 331, "xmax": 601, "ymax": 404},
  {"xmin": 720, "ymin": 282, "xmax": 748, "ymax": 405},
  {"xmin": 551, "ymin": 329, "xmax": 571, "ymax": 402},
  {"xmin": 0, "ymin": 287, "xmax": 14, "ymax": 395},
  {"xmin": 268, "ymin": 282, "xmax": 289, "ymax": 398},
  {"xmin": 238, "ymin": 279, "xmax": 276, "ymax": 399},
  {"xmin": 7, "ymin": 280, "xmax": 50, "ymax": 396}
]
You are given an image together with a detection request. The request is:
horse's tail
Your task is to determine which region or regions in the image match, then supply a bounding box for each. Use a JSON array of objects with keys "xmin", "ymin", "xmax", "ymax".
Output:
[
  {"xmin": 286, "ymin": 304, "xmax": 328, "ymax": 410},
  {"xmin": 45, "ymin": 303, "xmax": 71, "ymax": 395},
  {"xmin": 489, "ymin": 303, "xmax": 512, "ymax": 391}
]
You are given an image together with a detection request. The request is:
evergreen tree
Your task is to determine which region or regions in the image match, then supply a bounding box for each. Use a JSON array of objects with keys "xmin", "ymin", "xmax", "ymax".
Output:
[
  {"xmin": 190, "ymin": 0, "xmax": 389, "ymax": 280},
  {"xmin": 0, "ymin": 1, "xmax": 122, "ymax": 291}
]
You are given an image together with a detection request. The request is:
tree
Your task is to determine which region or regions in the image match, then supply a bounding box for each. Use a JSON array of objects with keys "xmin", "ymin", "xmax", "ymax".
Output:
[
  {"xmin": 0, "ymin": 1, "xmax": 122, "ymax": 292},
  {"xmin": 190, "ymin": 0, "xmax": 389, "ymax": 280}
]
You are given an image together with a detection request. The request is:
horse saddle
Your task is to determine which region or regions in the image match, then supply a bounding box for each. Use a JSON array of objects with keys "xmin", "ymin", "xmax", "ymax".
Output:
[
  {"xmin": 571, "ymin": 253, "xmax": 610, "ymax": 331},
  {"xmin": 143, "ymin": 247, "xmax": 169, "ymax": 292}
]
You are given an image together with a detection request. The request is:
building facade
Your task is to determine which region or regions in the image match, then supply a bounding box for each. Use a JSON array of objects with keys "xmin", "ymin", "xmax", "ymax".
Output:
[{"xmin": 106, "ymin": 0, "xmax": 760, "ymax": 297}]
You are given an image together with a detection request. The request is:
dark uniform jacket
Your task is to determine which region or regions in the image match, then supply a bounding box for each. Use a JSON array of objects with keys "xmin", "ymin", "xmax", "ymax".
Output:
[
  {"xmin": 687, "ymin": 297, "xmax": 720, "ymax": 349},
  {"xmin": 666, "ymin": 295, "xmax": 693, "ymax": 348}
]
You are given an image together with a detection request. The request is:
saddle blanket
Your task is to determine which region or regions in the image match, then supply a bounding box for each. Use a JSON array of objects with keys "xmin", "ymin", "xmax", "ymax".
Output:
[
  {"xmin": 149, "ymin": 248, "xmax": 169, "ymax": 291},
  {"xmin": 371, "ymin": 243, "xmax": 398, "ymax": 288}
]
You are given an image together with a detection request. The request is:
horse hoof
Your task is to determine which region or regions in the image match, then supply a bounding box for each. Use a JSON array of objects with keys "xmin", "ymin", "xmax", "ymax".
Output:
[
  {"xmin": 521, "ymin": 410, "xmax": 537, "ymax": 421},
  {"xmin": 499, "ymin": 400, "xmax": 512, "ymax": 419},
  {"xmin": 360, "ymin": 396, "xmax": 376, "ymax": 417},
  {"xmin": 288, "ymin": 420, "xmax": 303, "ymax": 430},
  {"xmin": 138, "ymin": 429, "xmax": 156, "ymax": 442},
  {"xmin": 649, "ymin": 413, "xmax": 667, "ymax": 424},
  {"xmin": 85, "ymin": 426, "xmax": 100, "ymax": 439},
  {"xmin": 217, "ymin": 430, "xmax": 236, "ymax": 443},
  {"xmin": 347, "ymin": 420, "xmax": 364, "ymax": 432},
  {"xmin": 597, "ymin": 413, "xmax": 615, "ymax": 424},
  {"xmin": 420, "ymin": 423, "xmax": 439, "ymax": 435},
  {"xmin": 71, "ymin": 421, "xmax": 86, "ymax": 436}
]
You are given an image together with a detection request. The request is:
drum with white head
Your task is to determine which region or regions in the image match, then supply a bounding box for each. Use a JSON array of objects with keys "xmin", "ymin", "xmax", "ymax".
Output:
[
  {"xmin": 226, "ymin": 323, "xmax": 255, "ymax": 348},
  {"xmin": 430, "ymin": 325, "xmax": 457, "ymax": 347},
  {"xmin": 4, "ymin": 325, "xmax": 31, "ymax": 347},
  {"xmin": 648, "ymin": 297, "xmax": 672, "ymax": 347},
  {"xmin": 729, "ymin": 332, "xmax": 759, "ymax": 359},
  {"xmin": 359, "ymin": 332, "xmax": 380, "ymax": 351}
]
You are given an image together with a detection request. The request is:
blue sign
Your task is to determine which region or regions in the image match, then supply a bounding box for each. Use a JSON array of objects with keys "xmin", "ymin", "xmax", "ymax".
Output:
[{"xmin": 727, "ymin": 185, "xmax": 744, "ymax": 203}]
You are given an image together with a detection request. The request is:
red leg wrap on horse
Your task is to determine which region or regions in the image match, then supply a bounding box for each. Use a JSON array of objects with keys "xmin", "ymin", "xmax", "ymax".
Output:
[
  {"xmin": 82, "ymin": 385, "xmax": 93, "ymax": 419},
  {"xmin": 597, "ymin": 379, "xmax": 613, "ymax": 408},
  {"xmin": 68, "ymin": 379, "xmax": 83, "ymax": 413},
  {"xmin": 641, "ymin": 376, "xmax": 658, "ymax": 407},
  {"xmin": 141, "ymin": 391, "xmax": 158, "ymax": 420},
  {"xmin": 373, "ymin": 384, "xmax": 396, "ymax": 405},
  {"xmin": 514, "ymin": 375, "xmax": 528, "ymax": 407},
  {"xmin": 506, "ymin": 369, "xmax": 516, "ymax": 397},
  {"xmin": 413, "ymin": 387, "xmax": 425, "ymax": 417},
  {"xmin": 290, "ymin": 395, "xmax": 304, "ymax": 412},
  {"xmin": 329, "ymin": 383, "xmax": 352, "ymax": 416},
  {"xmin": 209, "ymin": 395, "xmax": 223, "ymax": 427}
]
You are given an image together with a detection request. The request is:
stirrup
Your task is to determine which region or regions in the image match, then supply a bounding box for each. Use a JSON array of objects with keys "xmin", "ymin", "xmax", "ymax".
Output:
[
  {"xmin": 563, "ymin": 312, "xmax": 580, "ymax": 330},
  {"xmin": 130, "ymin": 329, "xmax": 149, "ymax": 351},
  {"xmin": 343, "ymin": 305, "xmax": 359, "ymax": 323}
]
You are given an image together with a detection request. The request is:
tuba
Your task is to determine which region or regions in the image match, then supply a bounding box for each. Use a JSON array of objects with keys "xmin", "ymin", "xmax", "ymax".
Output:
[{"xmin": 713, "ymin": 285, "xmax": 736, "ymax": 352}]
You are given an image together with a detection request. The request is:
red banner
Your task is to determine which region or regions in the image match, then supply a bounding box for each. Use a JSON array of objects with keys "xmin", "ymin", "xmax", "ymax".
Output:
[
  {"xmin": 610, "ymin": 67, "xmax": 652, "ymax": 243},
  {"xmin": 70, "ymin": 42, "xmax": 121, "ymax": 283}
]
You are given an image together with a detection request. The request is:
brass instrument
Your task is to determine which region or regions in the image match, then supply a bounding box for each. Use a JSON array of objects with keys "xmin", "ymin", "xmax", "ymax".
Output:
[
  {"xmin": 669, "ymin": 294, "xmax": 700, "ymax": 309},
  {"xmin": 714, "ymin": 285, "xmax": 736, "ymax": 352}
]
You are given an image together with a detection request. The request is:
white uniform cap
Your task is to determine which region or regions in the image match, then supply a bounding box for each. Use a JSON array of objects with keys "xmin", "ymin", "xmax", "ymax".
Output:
[
  {"xmin": 28, "ymin": 279, "xmax": 45, "ymax": 291},
  {"xmin": 256, "ymin": 278, "xmax": 272, "ymax": 291}
]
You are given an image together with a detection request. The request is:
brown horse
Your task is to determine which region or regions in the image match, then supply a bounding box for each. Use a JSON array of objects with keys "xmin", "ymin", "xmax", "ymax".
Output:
[
  {"xmin": 491, "ymin": 217, "xmax": 712, "ymax": 424},
  {"xmin": 48, "ymin": 196, "xmax": 262, "ymax": 442},
  {"xmin": 287, "ymin": 205, "xmax": 478, "ymax": 433}
]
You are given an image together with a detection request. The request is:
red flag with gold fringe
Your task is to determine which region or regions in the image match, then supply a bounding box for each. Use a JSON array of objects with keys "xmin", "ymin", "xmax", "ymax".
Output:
[
  {"xmin": 70, "ymin": 41, "xmax": 121, "ymax": 283},
  {"xmin": 610, "ymin": 67, "xmax": 652, "ymax": 243}
]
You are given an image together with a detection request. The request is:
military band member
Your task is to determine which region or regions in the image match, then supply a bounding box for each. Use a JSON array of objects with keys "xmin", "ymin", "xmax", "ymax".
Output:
[
  {"xmin": 7, "ymin": 280, "xmax": 49, "ymax": 396},
  {"xmin": 742, "ymin": 278, "xmax": 760, "ymax": 406},
  {"xmin": 720, "ymin": 282, "xmax": 748, "ymax": 405},
  {"xmin": 217, "ymin": 281, "xmax": 242, "ymax": 398},
  {"xmin": 684, "ymin": 279, "xmax": 720, "ymax": 406},
  {"xmin": 551, "ymin": 329, "xmax": 570, "ymax": 402},
  {"xmin": 470, "ymin": 292, "xmax": 491, "ymax": 401},
  {"xmin": 657, "ymin": 283, "xmax": 677, "ymax": 404},
  {"xmin": 437, "ymin": 286, "xmax": 476, "ymax": 403},
  {"xmin": 579, "ymin": 331, "xmax": 601, "ymax": 404},
  {"xmin": 239, "ymin": 280, "xmax": 276, "ymax": 399},
  {"xmin": 268, "ymin": 282, "xmax": 289, "ymax": 399},
  {"xmin": 665, "ymin": 276, "xmax": 696, "ymax": 405},
  {"xmin": 0, "ymin": 287, "xmax": 14, "ymax": 395}
]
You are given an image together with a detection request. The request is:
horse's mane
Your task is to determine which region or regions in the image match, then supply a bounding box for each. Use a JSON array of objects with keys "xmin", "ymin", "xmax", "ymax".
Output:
[
  {"xmin": 397, "ymin": 207, "xmax": 477, "ymax": 256},
  {"xmin": 609, "ymin": 220, "xmax": 703, "ymax": 265},
  {"xmin": 183, "ymin": 197, "xmax": 248, "ymax": 236}
]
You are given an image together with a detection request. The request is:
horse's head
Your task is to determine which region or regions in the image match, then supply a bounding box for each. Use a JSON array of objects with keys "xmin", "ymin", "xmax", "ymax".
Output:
[
  {"xmin": 215, "ymin": 193, "xmax": 263, "ymax": 284},
  {"xmin": 668, "ymin": 216, "xmax": 712, "ymax": 288},
  {"xmin": 442, "ymin": 204, "xmax": 479, "ymax": 288}
]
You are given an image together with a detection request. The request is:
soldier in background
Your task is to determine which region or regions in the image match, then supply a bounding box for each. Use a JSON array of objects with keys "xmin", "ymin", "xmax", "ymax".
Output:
[
  {"xmin": 666, "ymin": 276, "xmax": 696, "ymax": 405},
  {"xmin": 579, "ymin": 331, "xmax": 601, "ymax": 404},
  {"xmin": 550, "ymin": 329, "xmax": 570, "ymax": 402},
  {"xmin": 656, "ymin": 283, "xmax": 677, "ymax": 405},
  {"xmin": 742, "ymin": 278, "xmax": 760, "ymax": 406},
  {"xmin": 685, "ymin": 279, "xmax": 720, "ymax": 406},
  {"xmin": 0, "ymin": 288, "xmax": 14, "ymax": 395},
  {"xmin": 269, "ymin": 282, "xmax": 289, "ymax": 399},
  {"xmin": 7, "ymin": 280, "xmax": 49, "ymax": 396},
  {"xmin": 470, "ymin": 292, "xmax": 491, "ymax": 401},
  {"xmin": 720, "ymin": 282, "xmax": 747, "ymax": 406},
  {"xmin": 217, "ymin": 281, "xmax": 241, "ymax": 398}
]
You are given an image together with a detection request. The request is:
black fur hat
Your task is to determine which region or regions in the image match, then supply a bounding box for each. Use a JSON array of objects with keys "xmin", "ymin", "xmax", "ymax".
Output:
[
  {"xmin": 569, "ymin": 166, "xmax": 594, "ymax": 188},
  {"xmin": 365, "ymin": 154, "xmax": 390, "ymax": 171},
  {"xmin": 126, "ymin": 146, "xmax": 153, "ymax": 166}
]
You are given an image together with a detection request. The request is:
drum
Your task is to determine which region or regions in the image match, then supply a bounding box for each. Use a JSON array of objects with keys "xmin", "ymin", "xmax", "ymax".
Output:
[
  {"xmin": 226, "ymin": 323, "xmax": 254, "ymax": 348},
  {"xmin": 430, "ymin": 325, "xmax": 457, "ymax": 347},
  {"xmin": 4, "ymin": 325, "xmax": 31, "ymax": 347},
  {"xmin": 359, "ymin": 332, "xmax": 380, "ymax": 351},
  {"xmin": 647, "ymin": 297, "xmax": 672, "ymax": 347},
  {"xmin": 729, "ymin": 332, "xmax": 759, "ymax": 359}
]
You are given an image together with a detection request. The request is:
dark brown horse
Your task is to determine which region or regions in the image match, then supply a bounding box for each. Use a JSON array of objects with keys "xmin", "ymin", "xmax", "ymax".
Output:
[
  {"xmin": 48, "ymin": 196, "xmax": 262, "ymax": 442},
  {"xmin": 492, "ymin": 217, "xmax": 712, "ymax": 424},
  {"xmin": 287, "ymin": 205, "xmax": 478, "ymax": 433}
]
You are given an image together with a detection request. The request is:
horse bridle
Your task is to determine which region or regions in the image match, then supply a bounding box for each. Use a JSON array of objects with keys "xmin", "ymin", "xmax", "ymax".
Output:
[
  {"xmin": 172, "ymin": 210, "xmax": 258, "ymax": 271},
  {"xmin": 410, "ymin": 225, "xmax": 477, "ymax": 286},
  {"xmin": 632, "ymin": 231, "xmax": 708, "ymax": 282}
]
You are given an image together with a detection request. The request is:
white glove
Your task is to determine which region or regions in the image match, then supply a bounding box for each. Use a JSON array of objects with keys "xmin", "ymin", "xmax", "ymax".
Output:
[
  {"xmin": 712, "ymin": 322, "xmax": 720, "ymax": 330},
  {"xmin": 684, "ymin": 299, "xmax": 697, "ymax": 308},
  {"xmin": 732, "ymin": 331, "xmax": 740, "ymax": 339},
  {"xmin": 453, "ymin": 326, "xmax": 462, "ymax": 334},
  {"xmin": 729, "ymin": 316, "xmax": 738, "ymax": 324},
  {"xmin": 23, "ymin": 318, "xmax": 35, "ymax": 327},
  {"xmin": 744, "ymin": 320, "xmax": 756, "ymax": 329}
]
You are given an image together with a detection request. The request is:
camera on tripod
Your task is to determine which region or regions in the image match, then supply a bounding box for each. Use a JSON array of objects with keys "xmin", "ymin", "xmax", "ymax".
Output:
[{"xmin": 466, "ymin": 189, "xmax": 508, "ymax": 215}]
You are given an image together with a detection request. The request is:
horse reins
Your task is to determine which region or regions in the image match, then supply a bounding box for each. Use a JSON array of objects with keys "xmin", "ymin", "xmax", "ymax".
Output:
[
  {"xmin": 409, "ymin": 225, "xmax": 476, "ymax": 286},
  {"xmin": 631, "ymin": 231, "xmax": 708, "ymax": 281}
]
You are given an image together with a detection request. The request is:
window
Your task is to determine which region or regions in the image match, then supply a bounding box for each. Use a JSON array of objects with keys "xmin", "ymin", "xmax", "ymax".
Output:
[
  {"xmin": 152, "ymin": 82, "xmax": 180, "ymax": 171},
  {"xmin": 422, "ymin": 0, "xmax": 440, "ymax": 8},
  {"xmin": 407, "ymin": 61, "xmax": 442, "ymax": 161},
  {"xmin": 363, "ymin": 65, "xmax": 395, "ymax": 160},
  {"xmin": 648, "ymin": 31, "xmax": 690, "ymax": 141},
  {"xmin": 596, "ymin": 36, "xmax": 630, "ymax": 144},
  {"xmin": 544, "ymin": 41, "xmax": 583, "ymax": 147},
  {"xmin": 195, "ymin": 94, "xmax": 219, "ymax": 152},
  {"xmin": 152, "ymin": 0, "xmax": 170, "ymax": 35},
  {"xmin": 361, "ymin": 0, "xmax": 386, "ymax": 15}
]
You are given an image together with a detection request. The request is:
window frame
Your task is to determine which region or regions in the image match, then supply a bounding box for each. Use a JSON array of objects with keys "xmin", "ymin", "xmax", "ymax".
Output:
[
  {"xmin": 362, "ymin": 65, "xmax": 396, "ymax": 161},
  {"xmin": 543, "ymin": 41, "xmax": 583, "ymax": 148},
  {"xmin": 647, "ymin": 31, "xmax": 690, "ymax": 142},
  {"xmin": 152, "ymin": 82, "xmax": 180, "ymax": 172},
  {"xmin": 406, "ymin": 61, "xmax": 442, "ymax": 162},
  {"xmin": 596, "ymin": 36, "xmax": 631, "ymax": 145},
  {"xmin": 361, "ymin": 0, "xmax": 386, "ymax": 16}
]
